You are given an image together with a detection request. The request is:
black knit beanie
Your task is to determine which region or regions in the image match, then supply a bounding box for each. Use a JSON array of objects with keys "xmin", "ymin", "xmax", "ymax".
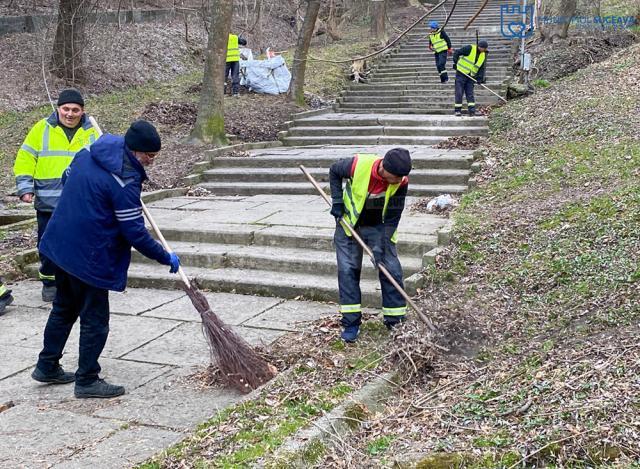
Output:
[
  {"xmin": 478, "ymin": 40, "xmax": 489, "ymax": 49},
  {"xmin": 57, "ymin": 89, "xmax": 84, "ymax": 107},
  {"xmin": 382, "ymin": 148, "xmax": 412, "ymax": 177},
  {"xmin": 125, "ymin": 120, "xmax": 161, "ymax": 152}
]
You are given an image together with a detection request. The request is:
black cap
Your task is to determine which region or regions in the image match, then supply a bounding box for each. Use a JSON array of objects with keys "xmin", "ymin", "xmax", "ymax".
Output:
[
  {"xmin": 478, "ymin": 40, "xmax": 489, "ymax": 49},
  {"xmin": 57, "ymin": 88, "xmax": 84, "ymax": 107},
  {"xmin": 238, "ymin": 36, "xmax": 247, "ymax": 46},
  {"xmin": 125, "ymin": 120, "xmax": 161, "ymax": 152},
  {"xmin": 382, "ymin": 148, "xmax": 412, "ymax": 177}
]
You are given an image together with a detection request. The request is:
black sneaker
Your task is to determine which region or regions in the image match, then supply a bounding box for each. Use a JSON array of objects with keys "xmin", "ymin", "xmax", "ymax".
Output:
[
  {"xmin": 0, "ymin": 292, "xmax": 13, "ymax": 316},
  {"xmin": 75, "ymin": 379, "xmax": 125, "ymax": 399},
  {"xmin": 32, "ymin": 365, "xmax": 76, "ymax": 384},
  {"xmin": 42, "ymin": 285, "xmax": 56, "ymax": 302}
]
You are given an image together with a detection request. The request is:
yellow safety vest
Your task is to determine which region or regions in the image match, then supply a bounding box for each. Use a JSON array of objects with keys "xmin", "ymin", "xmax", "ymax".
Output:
[
  {"xmin": 429, "ymin": 30, "xmax": 448, "ymax": 53},
  {"xmin": 226, "ymin": 34, "xmax": 240, "ymax": 62},
  {"xmin": 13, "ymin": 113, "xmax": 99, "ymax": 212},
  {"xmin": 456, "ymin": 44, "xmax": 486, "ymax": 77},
  {"xmin": 342, "ymin": 154, "xmax": 402, "ymax": 243}
]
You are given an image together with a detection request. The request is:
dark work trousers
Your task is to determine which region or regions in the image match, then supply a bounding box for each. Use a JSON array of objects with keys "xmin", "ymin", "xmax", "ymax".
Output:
[
  {"xmin": 454, "ymin": 71, "xmax": 476, "ymax": 114},
  {"xmin": 36, "ymin": 210, "xmax": 56, "ymax": 287},
  {"xmin": 224, "ymin": 61, "xmax": 240, "ymax": 94},
  {"xmin": 434, "ymin": 51, "xmax": 449, "ymax": 82},
  {"xmin": 36, "ymin": 268, "xmax": 110, "ymax": 386},
  {"xmin": 334, "ymin": 223, "xmax": 406, "ymax": 328}
]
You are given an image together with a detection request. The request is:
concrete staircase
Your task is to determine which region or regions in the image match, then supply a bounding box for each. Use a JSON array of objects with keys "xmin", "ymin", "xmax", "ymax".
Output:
[
  {"xmin": 194, "ymin": 145, "xmax": 474, "ymax": 197},
  {"xmin": 25, "ymin": 1, "xmax": 511, "ymax": 310},
  {"xmin": 280, "ymin": 0, "xmax": 513, "ymax": 146}
]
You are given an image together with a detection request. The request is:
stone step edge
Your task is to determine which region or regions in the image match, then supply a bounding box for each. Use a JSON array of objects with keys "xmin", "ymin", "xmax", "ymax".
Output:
[
  {"xmin": 183, "ymin": 141, "xmax": 284, "ymax": 185},
  {"xmin": 267, "ymin": 372, "xmax": 397, "ymax": 467}
]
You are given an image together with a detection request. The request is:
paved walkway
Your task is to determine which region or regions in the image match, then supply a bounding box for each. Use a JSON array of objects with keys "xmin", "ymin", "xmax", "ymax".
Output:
[{"xmin": 0, "ymin": 281, "xmax": 335, "ymax": 468}]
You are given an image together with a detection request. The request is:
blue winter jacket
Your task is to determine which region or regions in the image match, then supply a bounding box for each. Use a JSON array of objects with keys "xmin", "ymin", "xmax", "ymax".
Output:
[{"xmin": 40, "ymin": 134, "xmax": 170, "ymax": 291}]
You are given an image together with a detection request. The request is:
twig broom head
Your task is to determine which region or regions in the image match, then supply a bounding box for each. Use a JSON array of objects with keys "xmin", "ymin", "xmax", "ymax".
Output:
[{"xmin": 184, "ymin": 285, "xmax": 277, "ymax": 393}]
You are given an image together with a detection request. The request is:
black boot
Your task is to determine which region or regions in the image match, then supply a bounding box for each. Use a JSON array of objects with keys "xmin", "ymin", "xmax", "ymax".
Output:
[
  {"xmin": 75, "ymin": 379, "xmax": 125, "ymax": 399},
  {"xmin": 0, "ymin": 291, "xmax": 13, "ymax": 316},
  {"xmin": 32, "ymin": 365, "xmax": 75, "ymax": 384}
]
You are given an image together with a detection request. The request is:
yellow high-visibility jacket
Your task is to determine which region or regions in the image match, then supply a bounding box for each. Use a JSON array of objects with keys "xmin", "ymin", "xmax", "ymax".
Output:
[
  {"xmin": 227, "ymin": 34, "xmax": 240, "ymax": 62},
  {"xmin": 13, "ymin": 113, "xmax": 99, "ymax": 212}
]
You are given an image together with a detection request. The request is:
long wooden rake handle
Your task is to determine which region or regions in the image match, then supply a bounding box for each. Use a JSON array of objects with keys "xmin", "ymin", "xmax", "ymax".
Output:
[
  {"xmin": 88, "ymin": 116, "xmax": 191, "ymax": 289},
  {"xmin": 300, "ymin": 165, "xmax": 435, "ymax": 332},
  {"xmin": 457, "ymin": 70, "xmax": 508, "ymax": 103}
]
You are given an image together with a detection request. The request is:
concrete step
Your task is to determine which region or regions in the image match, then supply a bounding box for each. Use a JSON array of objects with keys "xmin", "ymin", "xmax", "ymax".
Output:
[
  {"xmin": 201, "ymin": 166, "xmax": 471, "ymax": 185},
  {"xmin": 347, "ymin": 83, "xmax": 505, "ymax": 91},
  {"xmin": 339, "ymin": 96, "xmax": 498, "ymax": 105},
  {"xmin": 148, "ymin": 222, "xmax": 437, "ymax": 257},
  {"xmin": 341, "ymin": 90, "xmax": 501, "ymax": 97},
  {"xmin": 208, "ymin": 153, "xmax": 473, "ymax": 170},
  {"xmin": 285, "ymin": 124, "xmax": 485, "ymax": 137},
  {"xmin": 280, "ymin": 135, "xmax": 446, "ymax": 146},
  {"xmin": 335, "ymin": 102, "xmax": 496, "ymax": 110},
  {"xmin": 335, "ymin": 107, "xmax": 487, "ymax": 115},
  {"xmin": 197, "ymin": 181, "xmax": 468, "ymax": 197},
  {"xmin": 132, "ymin": 241, "xmax": 424, "ymax": 280},
  {"xmin": 125, "ymin": 263, "xmax": 385, "ymax": 307},
  {"xmin": 291, "ymin": 114, "xmax": 487, "ymax": 127}
]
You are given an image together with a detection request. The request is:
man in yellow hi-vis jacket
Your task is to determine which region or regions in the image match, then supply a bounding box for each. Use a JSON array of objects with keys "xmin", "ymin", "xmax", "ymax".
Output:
[
  {"xmin": 225, "ymin": 33, "xmax": 241, "ymax": 97},
  {"xmin": 13, "ymin": 89, "xmax": 99, "ymax": 302}
]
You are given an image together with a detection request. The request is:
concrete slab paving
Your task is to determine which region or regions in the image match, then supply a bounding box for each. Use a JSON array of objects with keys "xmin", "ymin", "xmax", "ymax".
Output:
[
  {"xmin": 142, "ymin": 291, "xmax": 283, "ymax": 323},
  {"xmin": 0, "ymin": 280, "xmax": 340, "ymax": 467},
  {"xmin": 0, "ymin": 355, "xmax": 171, "ymax": 407},
  {"xmin": 93, "ymin": 370, "xmax": 240, "ymax": 430},
  {"xmin": 109, "ymin": 288, "xmax": 186, "ymax": 315},
  {"xmin": 120, "ymin": 322, "xmax": 285, "ymax": 367},
  {"xmin": 243, "ymin": 300, "xmax": 337, "ymax": 331},
  {"xmin": 50, "ymin": 425, "xmax": 184, "ymax": 469},
  {"xmin": 0, "ymin": 405, "xmax": 122, "ymax": 468},
  {"xmin": 0, "ymin": 344, "xmax": 38, "ymax": 380}
]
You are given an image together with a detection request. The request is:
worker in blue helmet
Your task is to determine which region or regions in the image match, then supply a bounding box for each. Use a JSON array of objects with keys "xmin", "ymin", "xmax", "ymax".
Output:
[{"xmin": 427, "ymin": 20, "xmax": 453, "ymax": 83}]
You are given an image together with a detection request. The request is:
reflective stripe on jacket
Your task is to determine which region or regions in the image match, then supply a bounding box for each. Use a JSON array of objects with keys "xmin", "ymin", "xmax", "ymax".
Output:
[
  {"xmin": 342, "ymin": 154, "xmax": 402, "ymax": 242},
  {"xmin": 13, "ymin": 113, "xmax": 98, "ymax": 212},
  {"xmin": 429, "ymin": 30, "xmax": 448, "ymax": 53},
  {"xmin": 456, "ymin": 44, "xmax": 486, "ymax": 77},
  {"xmin": 227, "ymin": 34, "xmax": 240, "ymax": 62}
]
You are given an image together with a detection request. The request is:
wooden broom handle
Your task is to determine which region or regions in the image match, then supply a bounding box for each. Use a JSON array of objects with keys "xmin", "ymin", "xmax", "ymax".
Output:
[{"xmin": 88, "ymin": 116, "xmax": 191, "ymax": 289}]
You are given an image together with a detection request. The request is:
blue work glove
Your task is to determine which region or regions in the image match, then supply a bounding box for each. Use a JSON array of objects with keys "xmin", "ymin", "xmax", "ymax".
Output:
[
  {"xmin": 330, "ymin": 201, "xmax": 345, "ymax": 221},
  {"xmin": 168, "ymin": 252, "xmax": 181, "ymax": 274}
]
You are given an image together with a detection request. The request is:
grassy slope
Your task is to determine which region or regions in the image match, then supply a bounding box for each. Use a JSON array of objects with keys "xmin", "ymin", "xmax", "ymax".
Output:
[{"xmin": 311, "ymin": 42, "xmax": 640, "ymax": 467}]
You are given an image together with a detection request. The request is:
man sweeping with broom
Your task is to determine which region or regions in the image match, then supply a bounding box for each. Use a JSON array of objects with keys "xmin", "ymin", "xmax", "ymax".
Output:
[
  {"xmin": 32, "ymin": 120, "xmax": 180, "ymax": 398},
  {"xmin": 328, "ymin": 149, "xmax": 412, "ymax": 343}
]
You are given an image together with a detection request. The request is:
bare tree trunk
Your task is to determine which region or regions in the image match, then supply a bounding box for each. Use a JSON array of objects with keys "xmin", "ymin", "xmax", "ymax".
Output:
[
  {"xmin": 539, "ymin": 0, "xmax": 577, "ymax": 43},
  {"xmin": 370, "ymin": 0, "xmax": 385, "ymax": 39},
  {"xmin": 51, "ymin": 0, "xmax": 91, "ymax": 83},
  {"xmin": 189, "ymin": 0, "xmax": 233, "ymax": 145},
  {"xmin": 288, "ymin": 0, "xmax": 321, "ymax": 106}
]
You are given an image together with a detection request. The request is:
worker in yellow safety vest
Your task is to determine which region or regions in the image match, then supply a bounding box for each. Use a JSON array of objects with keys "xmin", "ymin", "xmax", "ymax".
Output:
[
  {"xmin": 225, "ymin": 33, "xmax": 241, "ymax": 97},
  {"xmin": 13, "ymin": 89, "xmax": 99, "ymax": 302},
  {"xmin": 328, "ymin": 149, "xmax": 412, "ymax": 343},
  {"xmin": 0, "ymin": 280, "xmax": 13, "ymax": 316},
  {"xmin": 427, "ymin": 21, "xmax": 453, "ymax": 83},
  {"xmin": 452, "ymin": 40, "xmax": 488, "ymax": 117}
]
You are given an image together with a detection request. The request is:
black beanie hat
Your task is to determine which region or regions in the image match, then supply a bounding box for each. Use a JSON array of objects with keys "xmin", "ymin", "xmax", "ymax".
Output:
[
  {"xmin": 125, "ymin": 120, "xmax": 161, "ymax": 153},
  {"xmin": 382, "ymin": 148, "xmax": 412, "ymax": 176},
  {"xmin": 478, "ymin": 40, "xmax": 489, "ymax": 49},
  {"xmin": 57, "ymin": 88, "xmax": 84, "ymax": 107}
]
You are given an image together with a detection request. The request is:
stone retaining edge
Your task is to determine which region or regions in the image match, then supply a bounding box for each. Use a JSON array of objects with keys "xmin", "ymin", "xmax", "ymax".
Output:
[{"xmin": 266, "ymin": 372, "xmax": 398, "ymax": 468}]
